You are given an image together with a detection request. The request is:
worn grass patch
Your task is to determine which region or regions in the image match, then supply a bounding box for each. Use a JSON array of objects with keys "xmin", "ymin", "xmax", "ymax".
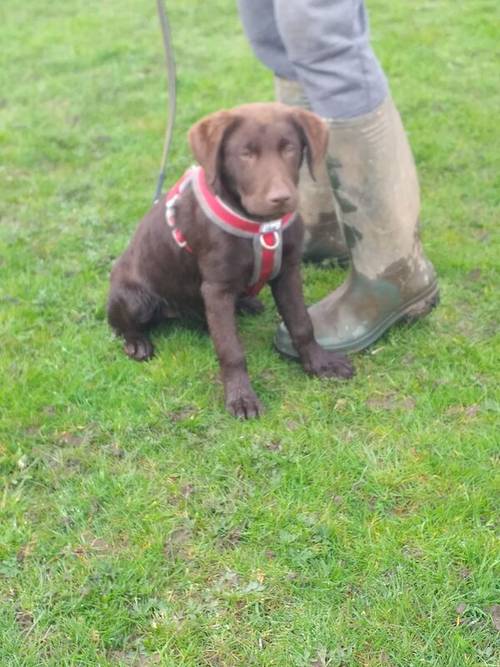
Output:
[{"xmin": 1, "ymin": 1, "xmax": 498, "ymax": 665}]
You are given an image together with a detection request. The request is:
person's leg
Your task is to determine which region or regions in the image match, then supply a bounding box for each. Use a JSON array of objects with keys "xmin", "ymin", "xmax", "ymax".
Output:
[
  {"xmin": 237, "ymin": 0, "xmax": 348, "ymax": 263},
  {"xmin": 269, "ymin": 0, "xmax": 439, "ymax": 353},
  {"xmin": 275, "ymin": 97, "xmax": 439, "ymax": 355},
  {"xmin": 236, "ymin": 0, "xmax": 296, "ymax": 82},
  {"xmin": 237, "ymin": 0, "xmax": 387, "ymax": 117},
  {"xmin": 238, "ymin": 0, "xmax": 438, "ymax": 353},
  {"xmin": 273, "ymin": 0, "xmax": 388, "ymax": 118}
]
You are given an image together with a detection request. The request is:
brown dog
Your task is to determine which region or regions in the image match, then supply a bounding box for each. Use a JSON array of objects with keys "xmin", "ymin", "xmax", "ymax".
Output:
[{"xmin": 107, "ymin": 103, "xmax": 354, "ymax": 418}]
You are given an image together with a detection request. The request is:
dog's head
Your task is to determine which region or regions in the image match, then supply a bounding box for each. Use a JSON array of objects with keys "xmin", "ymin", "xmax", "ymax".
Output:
[{"xmin": 188, "ymin": 102, "xmax": 329, "ymax": 220}]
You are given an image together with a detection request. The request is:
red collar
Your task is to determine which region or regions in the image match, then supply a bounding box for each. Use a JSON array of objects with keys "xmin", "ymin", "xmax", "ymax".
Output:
[
  {"xmin": 165, "ymin": 166, "xmax": 297, "ymax": 295},
  {"xmin": 191, "ymin": 165, "xmax": 296, "ymax": 238}
]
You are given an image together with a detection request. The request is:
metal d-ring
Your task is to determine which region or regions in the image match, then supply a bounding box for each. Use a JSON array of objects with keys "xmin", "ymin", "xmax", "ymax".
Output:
[{"xmin": 260, "ymin": 231, "xmax": 280, "ymax": 250}]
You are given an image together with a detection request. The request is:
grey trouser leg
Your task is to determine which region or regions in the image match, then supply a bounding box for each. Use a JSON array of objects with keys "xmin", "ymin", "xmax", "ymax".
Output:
[{"xmin": 237, "ymin": 0, "xmax": 388, "ymax": 119}]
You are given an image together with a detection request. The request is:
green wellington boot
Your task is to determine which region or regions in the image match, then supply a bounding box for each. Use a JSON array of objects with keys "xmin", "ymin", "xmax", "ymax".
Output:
[
  {"xmin": 275, "ymin": 77, "xmax": 350, "ymax": 265},
  {"xmin": 275, "ymin": 94, "xmax": 439, "ymax": 356}
]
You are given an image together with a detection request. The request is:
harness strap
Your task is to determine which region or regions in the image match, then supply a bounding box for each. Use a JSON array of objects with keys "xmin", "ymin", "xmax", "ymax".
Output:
[
  {"xmin": 246, "ymin": 223, "xmax": 282, "ymax": 295},
  {"xmin": 164, "ymin": 169, "xmax": 194, "ymax": 253},
  {"xmin": 164, "ymin": 167, "xmax": 297, "ymax": 295}
]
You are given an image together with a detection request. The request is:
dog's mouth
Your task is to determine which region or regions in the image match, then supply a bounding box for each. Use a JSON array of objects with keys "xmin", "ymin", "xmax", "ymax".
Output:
[
  {"xmin": 218, "ymin": 170, "xmax": 298, "ymax": 221},
  {"xmin": 240, "ymin": 196, "xmax": 298, "ymax": 221},
  {"xmin": 218, "ymin": 177, "xmax": 297, "ymax": 221}
]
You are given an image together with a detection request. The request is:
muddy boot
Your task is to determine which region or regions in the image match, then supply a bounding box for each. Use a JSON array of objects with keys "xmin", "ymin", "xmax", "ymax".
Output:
[
  {"xmin": 275, "ymin": 94, "xmax": 439, "ymax": 356},
  {"xmin": 275, "ymin": 77, "xmax": 349, "ymax": 265}
]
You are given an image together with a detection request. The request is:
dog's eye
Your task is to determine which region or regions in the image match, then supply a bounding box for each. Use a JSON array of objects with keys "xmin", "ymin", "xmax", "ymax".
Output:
[
  {"xmin": 240, "ymin": 148, "xmax": 255, "ymax": 159},
  {"xmin": 282, "ymin": 142, "xmax": 298, "ymax": 156}
]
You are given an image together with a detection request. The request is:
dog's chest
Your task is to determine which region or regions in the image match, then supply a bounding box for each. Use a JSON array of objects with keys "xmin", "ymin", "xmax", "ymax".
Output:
[{"xmin": 165, "ymin": 167, "xmax": 297, "ymax": 297}]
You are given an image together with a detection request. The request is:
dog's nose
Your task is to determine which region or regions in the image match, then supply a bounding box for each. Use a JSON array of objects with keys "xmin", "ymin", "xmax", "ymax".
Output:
[{"xmin": 267, "ymin": 189, "xmax": 292, "ymax": 207}]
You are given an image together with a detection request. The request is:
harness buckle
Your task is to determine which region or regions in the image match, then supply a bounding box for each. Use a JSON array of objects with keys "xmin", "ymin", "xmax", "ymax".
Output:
[{"xmin": 261, "ymin": 221, "xmax": 281, "ymax": 234}]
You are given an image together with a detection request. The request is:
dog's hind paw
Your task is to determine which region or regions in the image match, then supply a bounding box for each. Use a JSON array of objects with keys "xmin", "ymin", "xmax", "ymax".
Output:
[
  {"xmin": 236, "ymin": 295, "xmax": 265, "ymax": 316},
  {"xmin": 124, "ymin": 337, "xmax": 154, "ymax": 362}
]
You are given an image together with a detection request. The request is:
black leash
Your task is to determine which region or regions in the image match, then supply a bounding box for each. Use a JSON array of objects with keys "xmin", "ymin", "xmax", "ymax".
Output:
[{"xmin": 154, "ymin": 0, "xmax": 177, "ymax": 204}]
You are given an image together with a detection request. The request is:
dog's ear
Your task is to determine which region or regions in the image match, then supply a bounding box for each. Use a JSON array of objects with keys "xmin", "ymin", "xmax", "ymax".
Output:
[
  {"xmin": 291, "ymin": 108, "xmax": 329, "ymax": 180},
  {"xmin": 188, "ymin": 110, "xmax": 236, "ymax": 187}
]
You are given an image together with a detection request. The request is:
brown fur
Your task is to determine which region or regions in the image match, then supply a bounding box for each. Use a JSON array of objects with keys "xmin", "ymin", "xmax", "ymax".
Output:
[{"xmin": 107, "ymin": 103, "xmax": 353, "ymax": 418}]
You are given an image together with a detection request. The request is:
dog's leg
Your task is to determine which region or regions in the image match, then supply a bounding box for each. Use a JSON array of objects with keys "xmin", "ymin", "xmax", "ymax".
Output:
[
  {"xmin": 107, "ymin": 283, "xmax": 164, "ymax": 361},
  {"xmin": 271, "ymin": 264, "xmax": 354, "ymax": 378},
  {"xmin": 201, "ymin": 282, "xmax": 264, "ymax": 418}
]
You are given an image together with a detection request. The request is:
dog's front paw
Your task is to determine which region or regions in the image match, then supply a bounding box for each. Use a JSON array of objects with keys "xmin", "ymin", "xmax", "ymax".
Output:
[
  {"xmin": 226, "ymin": 390, "xmax": 264, "ymax": 419},
  {"xmin": 303, "ymin": 346, "xmax": 355, "ymax": 379}
]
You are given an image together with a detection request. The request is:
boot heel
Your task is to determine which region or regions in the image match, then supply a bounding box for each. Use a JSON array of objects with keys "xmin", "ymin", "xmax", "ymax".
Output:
[{"xmin": 401, "ymin": 286, "xmax": 440, "ymax": 324}]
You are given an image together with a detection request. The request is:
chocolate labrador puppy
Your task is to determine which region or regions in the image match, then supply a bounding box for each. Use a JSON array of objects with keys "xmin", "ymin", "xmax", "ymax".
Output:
[{"xmin": 107, "ymin": 103, "xmax": 354, "ymax": 418}]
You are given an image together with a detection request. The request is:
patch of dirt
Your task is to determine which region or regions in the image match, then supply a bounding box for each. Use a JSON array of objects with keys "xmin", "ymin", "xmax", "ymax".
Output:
[
  {"xmin": 218, "ymin": 525, "xmax": 243, "ymax": 550},
  {"xmin": 259, "ymin": 369, "xmax": 276, "ymax": 382},
  {"xmin": 167, "ymin": 406, "xmax": 198, "ymax": 422},
  {"xmin": 107, "ymin": 442, "xmax": 125, "ymax": 458},
  {"xmin": 264, "ymin": 439, "xmax": 282, "ymax": 452},
  {"xmin": 180, "ymin": 483, "xmax": 195, "ymax": 499},
  {"xmin": 88, "ymin": 538, "xmax": 111, "ymax": 553},
  {"xmin": 0, "ymin": 294, "xmax": 20, "ymax": 304},
  {"xmin": 61, "ymin": 534, "xmax": 114, "ymax": 559},
  {"xmin": 334, "ymin": 398, "xmax": 348, "ymax": 411},
  {"xmin": 466, "ymin": 268, "xmax": 482, "ymax": 282},
  {"xmin": 378, "ymin": 650, "xmax": 393, "ymax": 665},
  {"xmin": 472, "ymin": 229, "xmax": 490, "ymax": 243},
  {"xmin": 15, "ymin": 609, "xmax": 34, "ymax": 633},
  {"xmin": 445, "ymin": 404, "xmax": 480, "ymax": 418},
  {"xmin": 107, "ymin": 650, "xmax": 160, "ymax": 666},
  {"xmin": 212, "ymin": 570, "xmax": 241, "ymax": 592},
  {"xmin": 164, "ymin": 527, "xmax": 193, "ymax": 560},
  {"xmin": 366, "ymin": 394, "xmax": 415, "ymax": 411},
  {"xmin": 56, "ymin": 430, "xmax": 88, "ymax": 447},
  {"xmin": 310, "ymin": 648, "xmax": 332, "ymax": 666},
  {"xmin": 402, "ymin": 353, "xmax": 416, "ymax": 365},
  {"xmin": 202, "ymin": 652, "xmax": 225, "ymax": 667},
  {"xmin": 490, "ymin": 604, "xmax": 500, "ymax": 631},
  {"xmin": 16, "ymin": 541, "xmax": 35, "ymax": 563},
  {"xmin": 402, "ymin": 544, "xmax": 424, "ymax": 560}
]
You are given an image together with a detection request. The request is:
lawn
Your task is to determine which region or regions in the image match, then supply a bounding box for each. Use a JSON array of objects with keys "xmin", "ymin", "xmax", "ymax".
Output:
[{"xmin": 0, "ymin": 1, "xmax": 499, "ymax": 665}]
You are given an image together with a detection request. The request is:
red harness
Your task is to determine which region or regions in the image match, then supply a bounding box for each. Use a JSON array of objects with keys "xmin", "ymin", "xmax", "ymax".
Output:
[{"xmin": 164, "ymin": 166, "xmax": 297, "ymax": 296}]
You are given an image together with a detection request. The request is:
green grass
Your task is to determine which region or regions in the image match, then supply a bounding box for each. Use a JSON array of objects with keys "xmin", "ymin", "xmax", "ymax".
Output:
[{"xmin": 1, "ymin": 0, "xmax": 499, "ymax": 665}]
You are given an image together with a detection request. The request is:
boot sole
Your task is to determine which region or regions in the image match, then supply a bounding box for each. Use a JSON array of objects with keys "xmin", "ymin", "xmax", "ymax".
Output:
[{"xmin": 276, "ymin": 280, "xmax": 440, "ymax": 357}]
